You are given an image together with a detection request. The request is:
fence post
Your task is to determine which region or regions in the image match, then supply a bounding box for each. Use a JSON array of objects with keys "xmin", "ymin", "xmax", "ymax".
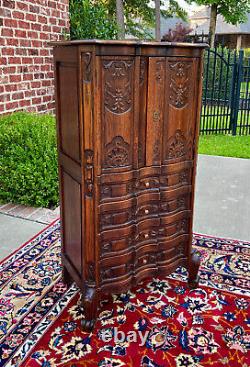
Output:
[{"xmin": 231, "ymin": 49, "xmax": 244, "ymax": 135}]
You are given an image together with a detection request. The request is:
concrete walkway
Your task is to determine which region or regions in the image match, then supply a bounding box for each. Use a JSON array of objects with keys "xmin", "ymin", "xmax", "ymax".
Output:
[
  {"xmin": 0, "ymin": 154, "xmax": 249, "ymax": 261},
  {"xmin": 0, "ymin": 214, "xmax": 46, "ymax": 260},
  {"xmin": 194, "ymin": 155, "xmax": 250, "ymax": 241}
]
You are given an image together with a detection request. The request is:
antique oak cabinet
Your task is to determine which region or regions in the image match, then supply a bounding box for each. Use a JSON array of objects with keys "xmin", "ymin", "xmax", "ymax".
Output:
[{"xmin": 52, "ymin": 40, "xmax": 206, "ymax": 331}]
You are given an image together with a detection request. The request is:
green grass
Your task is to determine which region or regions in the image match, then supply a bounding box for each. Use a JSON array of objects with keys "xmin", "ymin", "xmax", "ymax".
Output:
[
  {"xmin": 198, "ymin": 134, "xmax": 250, "ymax": 159},
  {"xmin": 201, "ymin": 105, "xmax": 250, "ymax": 137},
  {"xmin": 241, "ymin": 82, "xmax": 250, "ymax": 93}
]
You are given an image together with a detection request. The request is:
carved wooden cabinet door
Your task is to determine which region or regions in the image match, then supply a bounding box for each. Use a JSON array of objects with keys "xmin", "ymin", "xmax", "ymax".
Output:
[
  {"xmin": 101, "ymin": 57, "xmax": 136, "ymax": 172},
  {"xmin": 163, "ymin": 58, "xmax": 199, "ymax": 164},
  {"xmin": 97, "ymin": 56, "xmax": 138, "ymax": 291}
]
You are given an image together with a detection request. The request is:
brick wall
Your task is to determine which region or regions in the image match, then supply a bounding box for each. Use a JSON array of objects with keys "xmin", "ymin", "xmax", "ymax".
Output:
[{"xmin": 0, "ymin": 0, "xmax": 69, "ymax": 115}]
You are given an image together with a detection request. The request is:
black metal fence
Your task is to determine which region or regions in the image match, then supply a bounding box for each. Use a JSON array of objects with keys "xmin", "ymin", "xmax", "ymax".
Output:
[{"xmin": 201, "ymin": 47, "xmax": 250, "ymax": 135}]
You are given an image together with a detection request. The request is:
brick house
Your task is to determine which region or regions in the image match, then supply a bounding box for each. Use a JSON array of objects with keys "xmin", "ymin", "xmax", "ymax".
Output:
[{"xmin": 0, "ymin": 0, "xmax": 69, "ymax": 115}]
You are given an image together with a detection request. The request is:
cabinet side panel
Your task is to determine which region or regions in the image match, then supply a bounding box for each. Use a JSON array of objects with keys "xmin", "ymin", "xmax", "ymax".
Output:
[
  {"xmin": 54, "ymin": 47, "xmax": 83, "ymax": 283},
  {"xmin": 61, "ymin": 170, "xmax": 82, "ymax": 275},
  {"xmin": 58, "ymin": 63, "xmax": 80, "ymax": 163}
]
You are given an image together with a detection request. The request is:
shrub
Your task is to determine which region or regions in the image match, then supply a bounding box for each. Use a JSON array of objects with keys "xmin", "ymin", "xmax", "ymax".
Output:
[
  {"xmin": 0, "ymin": 112, "xmax": 59, "ymax": 208},
  {"xmin": 69, "ymin": 0, "xmax": 118, "ymax": 40},
  {"xmin": 161, "ymin": 23, "xmax": 192, "ymax": 42}
]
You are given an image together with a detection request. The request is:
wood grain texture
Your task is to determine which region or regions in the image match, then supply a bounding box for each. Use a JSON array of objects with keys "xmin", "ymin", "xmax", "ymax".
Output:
[{"xmin": 53, "ymin": 42, "xmax": 205, "ymax": 331}]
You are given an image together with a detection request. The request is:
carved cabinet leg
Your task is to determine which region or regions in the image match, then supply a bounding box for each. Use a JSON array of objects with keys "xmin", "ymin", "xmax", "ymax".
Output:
[
  {"xmin": 81, "ymin": 287, "xmax": 98, "ymax": 332},
  {"xmin": 62, "ymin": 265, "xmax": 73, "ymax": 288},
  {"xmin": 188, "ymin": 250, "xmax": 200, "ymax": 289}
]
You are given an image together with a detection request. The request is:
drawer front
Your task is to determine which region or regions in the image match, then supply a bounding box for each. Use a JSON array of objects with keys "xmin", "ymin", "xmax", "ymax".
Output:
[
  {"xmin": 99, "ymin": 170, "xmax": 135, "ymax": 202},
  {"xmin": 135, "ymin": 218, "xmax": 159, "ymax": 244},
  {"xmin": 158, "ymin": 235, "xmax": 189, "ymax": 260},
  {"xmin": 160, "ymin": 168, "xmax": 192, "ymax": 189},
  {"xmin": 160, "ymin": 186, "xmax": 192, "ymax": 215},
  {"xmin": 99, "ymin": 161, "xmax": 193, "ymax": 202},
  {"xmin": 99, "ymin": 192, "xmax": 160, "ymax": 230},
  {"xmin": 100, "ymin": 218, "xmax": 160, "ymax": 258},
  {"xmin": 101, "ymin": 263, "xmax": 134, "ymax": 282},
  {"xmin": 99, "ymin": 163, "xmax": 193, "ymax": 284},
  {"xmin": 100, "ymin": 223, "xmax": 135, "ymax": 256},
  {"xmin": 99, "ymin": 210, "xmax": 190, "ymax": 257},
  {"xmin": 100, "ymin": 251, "xmax": 134, "ymax": 283},
  {"xmin": 136, "ymin": 166, "xmax": 160, "ymax": 191},
  {"xmin": 99, "ymin": 198, "xmax": 135, "ymax": 230},
  {"xmin": 159, "ymin": 211, "xmax": 191, "ymax": 237},
  {"xmin": 100, "ymin": 236, "xmax": 188, "ymax": 285},
  {"xmin": 99, "ymin": 166, "xmax": 161, "ymax": 202},
  {"xmin": 160, "ymin": 161, "xmax": 193, "ymax": 189}
]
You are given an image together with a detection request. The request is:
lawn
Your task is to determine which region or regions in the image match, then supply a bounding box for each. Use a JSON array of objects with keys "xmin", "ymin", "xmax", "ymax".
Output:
[
  {"xmin": 198, "ymin": 134, "xmax": 250, "ymax": 159},
  {"xmin": 200, "ymin": 105, "xmax": 249, "ymax": 132}
]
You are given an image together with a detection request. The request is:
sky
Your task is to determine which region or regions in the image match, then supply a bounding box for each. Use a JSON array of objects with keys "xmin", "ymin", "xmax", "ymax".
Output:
[
  {"xmin": 149, "ymin": 0, "xmax": 204, "ymax": 14},
  {"xmin": 178, "ymin": 0, "xmax": 203, "ymax": 12}
]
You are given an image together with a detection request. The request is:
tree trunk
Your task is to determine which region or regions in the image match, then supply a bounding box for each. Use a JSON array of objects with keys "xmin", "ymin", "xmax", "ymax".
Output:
[
  {"xmin": 116, "ymin": 0, "xmax": 125, "ymax": 39},
  {"xmin": 155, "ymin": 0, "xmax": 161, "ymax": 41},
  {"xmin": 209, "ymin": 4, "xmax": 217, "ymax": 48}
]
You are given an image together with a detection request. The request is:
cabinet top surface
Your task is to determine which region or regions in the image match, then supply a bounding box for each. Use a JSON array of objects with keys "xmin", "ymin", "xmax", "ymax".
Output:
[{"xmin": 51, "ymin": 39, "xmax": 208, "ymax": 48}]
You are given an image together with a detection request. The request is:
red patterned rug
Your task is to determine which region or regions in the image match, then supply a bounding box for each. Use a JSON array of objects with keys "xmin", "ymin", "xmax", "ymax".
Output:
[{"xmin": 0, "ymin": 219, "xmax": 249, "ymax": 367}]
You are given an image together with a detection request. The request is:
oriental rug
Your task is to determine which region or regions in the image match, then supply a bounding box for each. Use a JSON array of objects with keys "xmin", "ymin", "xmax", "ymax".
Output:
[{"xmin": 0, "ymin": 219, "xmax": 249, "ymax": 367}]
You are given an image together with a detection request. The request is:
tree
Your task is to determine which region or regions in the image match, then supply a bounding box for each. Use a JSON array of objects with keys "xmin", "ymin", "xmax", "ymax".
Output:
[
  {"xmin": 188, "ymin": 0, "xmax": 250, "ymax": 47},
  {"xmin": 99, "ymin": 0, "xmax": 188, "ymax": 39},
  {"xmin": 116, "ymin": 0, "xmax": 125, "ymax": 39},
  {"xmin": 155, "ymin": 0, "xmax": 161, "ymax": 41},
  {"xmin": 69, "ymin": 0, "xmax": 118, "ymax": 40}
]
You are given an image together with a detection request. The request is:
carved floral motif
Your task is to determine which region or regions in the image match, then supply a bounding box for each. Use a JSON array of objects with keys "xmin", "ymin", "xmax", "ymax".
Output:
[
  {"xmin": 103, "ymin": 60, "xmax": 133, "ymax": 114},
  {"xmin": 153, "ymin": 139, "xmax": 160, "ymax": 162},
  {"xmin": 166, "ymin": 130, "xmax": 187, "ymax": 160},
  {"xmin": 161, "ymin": 202, "xmax": 170, "ymax": 212},
  {"xmin": 101, "ymin": 185, "xmax": 112, "ymax": 198},
  {"xmin": 177, "ymin": 243, "xmax": 185, "ymax": 256},
  {"xmin": 82, "ymin": 52, "xmax": 92, "ymax": 82},
  {"xmin": 100, "ymin": 214, "xmax": 113, "ymax": 227},
  {"xmin": 102, "ymin": 242, "xmax": 112, "ymax": 253},
  {"xmin": 87, "ymin": 262, "xmax": 95, "ymax": 282},
  {"xmin": 104, "ymin": 136, "xmax": 130, "ymax": 168},
  {"xmin": 84, "ymin": 149, "xmax": 94, "ymax": 196},
  {"xmin": 177, "ymin": 197, "xmax": 186, "ymax": 209},
  {"xmin": 138, "ymin": 142, "xmax": 143, "ymax": 165},
  {"xmin": 139, "ymin": 58, "xmax": 147, "ymax": 86},
  {"xmin": 101, "ymin": 268, "xmax": 113, "ymax": 280},
  {"xmin": 179, "ymin": 170, "xmax": 189, "ymax": 184},
  {"xmin": 153, "ymin": 111, "xmax": 160, "ymax": 123},
  {"xmin": 169, "ymin": 61, "xmax": 191, "ymax": 108},
  {"xmin": 176, "ymin": 219, "xmax": 188, "ymax": 233}
]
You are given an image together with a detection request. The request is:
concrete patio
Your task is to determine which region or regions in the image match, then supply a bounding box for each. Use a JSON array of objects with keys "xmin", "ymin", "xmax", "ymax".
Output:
[
  {"xmin": 194, "ymin": 155, "xmax": 250, "ymax": 241},
  {"xmin": 0, "ymin": 154, "xmax": 250, "ymax": 260}
]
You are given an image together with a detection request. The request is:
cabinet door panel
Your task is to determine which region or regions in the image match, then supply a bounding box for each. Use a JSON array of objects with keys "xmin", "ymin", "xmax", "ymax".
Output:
[
  {"xmin": 101, "ymin": 57, "xmax": 136, "ymax": 172},
  {"xmin": 163, "ymin": 58, "xmax": 199, "ymax": 164}
]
